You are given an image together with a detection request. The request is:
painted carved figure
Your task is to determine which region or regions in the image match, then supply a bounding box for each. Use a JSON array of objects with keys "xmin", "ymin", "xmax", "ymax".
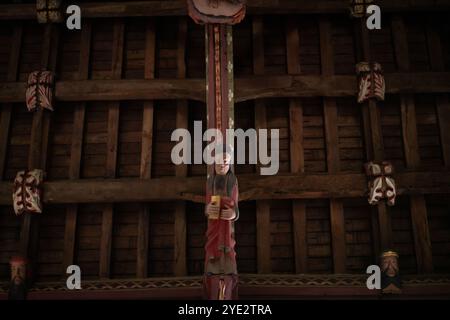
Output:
[
  {"xmin": 356, "ymin": 62, "xmax": 385, "ymax": 103},
  {"xmin": 9, "ymin": 256, "xmax": 28, "ymax": 300},
  {"xmin": 13, "ymin": 169, "xmax": 44, "ymax": 215},
  {"xmin": 187, "ymin": 0, "xmax": 246, "ymax": 25},
  {"xmin": 380, "ymin": 250, "xmax": 402, "ymax": 294},
  {"xmin": 37, "ymin": 0, "xmax": 63, "ymax": 23},
  {"xmin": 26, "ymin": 71, "xmax": 55, "ymax": 112},
  {"xmin": 349, "ymin": 0, "xmax": 374, "ymax": 18},
  {"xmin": 364, "ymin": 161, "xmax": 396, "ymax": 206},
  {"xmin": 204, "ymin": 145, "xmax": 239, "ymax": 300}
]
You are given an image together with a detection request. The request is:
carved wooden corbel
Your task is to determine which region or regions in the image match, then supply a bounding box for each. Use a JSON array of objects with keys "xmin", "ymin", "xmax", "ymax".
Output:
[
  {"xmin": 13, "ymin": 169, "xmax": 45, "ymax": 215},
  {"xmin": 364, "ymin": 161, "xmax": 396, "ymax": 206},
  {"xmin": 37, "ymin": 0, "xmax": 63, "ymax": 24},
  {"xmin": 349, "ymin": 0, "xmax": 374, "ymax": 18},
  {"xmin": 187, "ymin": 0, "xmax": 246, "ymax": 25},
  {"xmin": 8, "ymin": 256, "xmax": 28, "ymax": 300},
  {"xmin": 380, "ymin": 250, "xmax": 402, "ymax": 294},
  {"xmin": 356, "ymin": 62, "xmax": 385, "ymax": 103},
  {"xmin": 26, "ymin": 71, "xmax": 55, "ymax": 112}
]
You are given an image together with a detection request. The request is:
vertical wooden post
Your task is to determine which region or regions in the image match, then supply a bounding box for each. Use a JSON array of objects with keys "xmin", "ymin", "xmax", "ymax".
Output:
[
  {"xmin": 319, "ymin": 18, "xmax": 346, "ymax": 274},
  {"xmin": 137, "ymin": 19, "xmax": 156, "ymax": 278},
  {"xmin": 174, "ymin": 17, "xmax": 188, "ymax": 277},
  {"xmin": 391, "ymin": 15, "xmax": 433, "ymax": 273},
  {"xmin": 285, "ymin": 17, "xmax": 307, "ymax": 274},
  {"xmin": 100, "ymin": 19, "xmax": 124, "ymax": 279},
  {"xmin": 354, "ymin": 18, "xmax": 390, "ymax": 255},
  {"xmin": 62, "ymin": 20, "xmax": 91, "ymax": 275},
  {"xmin": 252, "ymin": 16, "xmax": 271, "ymax": 274},
  {"xmin": 0, "ymin": 25, "xmax": 22, "ymax": 181},
  {"xmin": 20, "ymin": 24, "xmax": 59, "ymax": 271}
]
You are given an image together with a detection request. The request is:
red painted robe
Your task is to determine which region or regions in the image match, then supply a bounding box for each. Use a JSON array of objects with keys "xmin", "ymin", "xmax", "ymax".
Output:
[{"xmin": 204, "ymin": 171, "xmax": 239, "ymax": 299}]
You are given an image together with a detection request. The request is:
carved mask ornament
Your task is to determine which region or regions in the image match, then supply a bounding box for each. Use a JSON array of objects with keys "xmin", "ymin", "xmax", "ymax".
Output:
[{"xmin": 364, "ymin": 161, "xmax": 396, "ymax": 206}]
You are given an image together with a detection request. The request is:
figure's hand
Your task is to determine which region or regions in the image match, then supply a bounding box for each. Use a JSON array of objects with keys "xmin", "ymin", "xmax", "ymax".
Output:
[
  {"xmin": 206, "ymin": 203, "xmax": 220, "ymax": 219},
  {"xmin": 220, "ymin": 208, "xmax": 236, "ymax": 220}
]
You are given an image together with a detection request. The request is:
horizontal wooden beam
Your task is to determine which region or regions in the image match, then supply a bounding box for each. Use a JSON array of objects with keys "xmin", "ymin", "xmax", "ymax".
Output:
[
  {"xmin": 1, "ymin": 73, "xmax": 450, "ymax": 104},
  {"xmin": 0, "ymin": 171, "xmax": 449, "ymax": 205},
  {"xmin": 1, "ymin": 274, "xmax": 450, "ymax": 300},
  {"xmin": 1, "ymin": 0, "xmax": 450, "ymax": 20}
]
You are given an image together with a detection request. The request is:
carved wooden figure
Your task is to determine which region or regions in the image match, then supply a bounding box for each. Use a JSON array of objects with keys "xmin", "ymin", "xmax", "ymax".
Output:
[
  {"xmin": 204, "ymin": 146, "xmax": 239, "ymax": 300},
  {"xmin": 349, "ymin": 0, "xmax": 374, "ymax": 18},
  {"xmin": 356, "ymin": 62, "xmax": 385, "ymax": 103},
  {"xmin": 9, "ymin": 256, "xmax": 28, "ymax": 300},
  {"xmin": 13, "ymin": 169, "xmax": 45, "ymax": 215},
  {"xmin": 380, "ymin": 250, "xmax": 402, "ymax": 294},
  {"xmin": 36, "ymin": 0, "xmax": 63, "ymax": 24},
  {"xmin": 187, "ymin": 0, "xmax": 246, "ymax": 300},
  {"xmin": 26, "ymin": 71, "xmax": 55, "ymax": 112},
  {"xmin": 364, "ymin": 161, "xmax": 396, "ymax": 206}
]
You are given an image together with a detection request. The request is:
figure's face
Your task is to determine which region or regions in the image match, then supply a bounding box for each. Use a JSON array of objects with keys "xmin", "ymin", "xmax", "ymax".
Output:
[
  {"xmin": 382, "ymin": 256, "xmax": 398, "ymax": 277},
  {"xmin": 215, "ymin": 153, "xmax": 231, "ymax": 175},
  {"xmin": 11, "ymin": 263, "xmax": 25, "ymax": 284}
]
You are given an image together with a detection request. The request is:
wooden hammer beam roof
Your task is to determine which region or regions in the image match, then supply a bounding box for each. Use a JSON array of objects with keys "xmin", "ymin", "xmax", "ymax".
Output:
[
  {"xmin": 0, "ymin": 171, "xmax": 449, "ymax": 205},
  {"xmin": 1, "ymin": 0, "xmax": 450, "ymax": 20},
  {"xmin": 1, "ymin": 72, "xmax": 450, "ymax": 103}
]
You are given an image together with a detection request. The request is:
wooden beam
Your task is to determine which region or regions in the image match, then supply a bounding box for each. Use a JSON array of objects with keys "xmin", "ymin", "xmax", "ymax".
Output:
[
  {"xmin": 0, "ymin": 171, "xmax": 449, "ymax": 205},
  {"xmin": 0, "ymin": 24, "xmax": 22, "ymax": 180},
  {"xmin": 137, "ymin": 19, "xmax": 156, "ymax": 278},
  {"xmin": 252, "ymin": 17, "xmax": 264, "ymax": 76},
  {"xmin": 410, "ymin": 196, "xmax": 433, "ymax": 273},
  {"xmin": 2, "ymin": 1, "xmax": 450, "ymax": 20},
  {"xmin": 256, "ymin": 200, "xmax": 271, "ymax": 274},
  {"xmin": 426, "ymin": 20, "xmax": 450, "ymax": 168},
  {"xmin": 99, "ymin": 205, "xmax": 114, "ymax": 278},
  {"xmin": 400, "ymin": 94, "xmax": 420, "ymax": 167},
  {"xmin": 20, "ymin": 24, "xmax": 59, "ymax": 266},
  {"xmin": 392, "ymin": 15, "xmax": 433, "ymax": 273},
  {"xmin": 320, "ymin": 18, "xmax": 346, "ymax": 274},
  {"xmin": 100, "ymin": 20, "xmax": 124, "ymax": 279},
  {"xmin": 2, "ymin": 72, "xmax": 450, "ymax": 103},
  {"xmin": 253, "ymin": 16, "xmax": 271, "ymax": 274},
  {"xmin": 435, "ymin": 95, "xmax": 450, "ymax": 168},
  {"xmin": 285, "ymin": 17, "xmax": 307, "ymax": 274},
  {"xmin": 0, "ymin": 105, "xmax": 12, "ymax": 180},
  {"xmin": 355, "ymin": 18, "xmax": 391, "ymax": 252},
  {"xmin": 62, "ymin": 21, "xmax": 91, "ymax": 275},
  {"xmin": 174, "ymin": 17, "xmax": 188, "ymax": 277}
]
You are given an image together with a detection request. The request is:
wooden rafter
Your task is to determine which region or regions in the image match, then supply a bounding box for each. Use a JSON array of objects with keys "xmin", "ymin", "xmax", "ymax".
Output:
[
  {"xmin": 136, "ymin": 19, "xmax": 156, "ymax": 279},
  {"xmin": 285, "ymin": 17, "xmax": 307, "ymax": 274},
  {"xmin": 62, "ymin": 20, "xmax": 91, "ymax": 276},
  {"xmin": 391, "ymin": 15, "xmax": 433, "ymax": 274},
  {"xmin": 174, "ymin": 17, "xmax": 188, "ymax": 277},
  {"xmin": 319, "ymin": 18, "xmax": 346, "ymax": 274},
  {"xmin": 252, "ymin": 16, "xmax": 271, "ymax": 275},
  {"xmin": 0, "ymin": 24, "xmax": 22, "ymax": 181},
  {"xmin": 99, "ymin": 19, "xmax": 125, "ymax": 279}
]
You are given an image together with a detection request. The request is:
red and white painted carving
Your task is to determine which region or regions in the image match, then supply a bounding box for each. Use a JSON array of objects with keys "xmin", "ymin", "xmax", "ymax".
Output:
[
  {"xmin": 13, "ymin": 169, "xmax": 45, "ymax": 215},
  {"xmin": 26, "ymin": 71, "xmax": 55, "ymax": 112}
]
